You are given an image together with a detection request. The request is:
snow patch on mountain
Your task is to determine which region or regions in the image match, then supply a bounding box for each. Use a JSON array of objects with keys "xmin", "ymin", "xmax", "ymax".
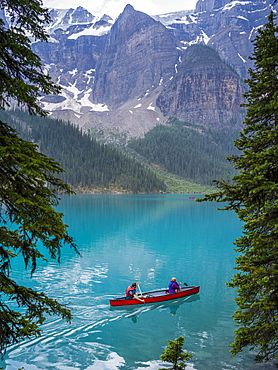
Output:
[
  {"xmin": 152, "ymin": 10, "xmax": 195, "ymax": 25},
  {"xmin": 237, "ymin": 53, "xmax": 246, "ymax": 62},
  {"xmin": 39, "ymin": 84, "xmax": 109, "ymax": 114},
  {"xmin": 222, "ymin": 1, "xmax": 253, "ymax": 12},
  {"xmin": 30, "ymin": 1, "xmax": 277, "ymax": 140},
  {"xmin": 46, "ymin": 8, "xmax": 114, "ymax": 40},
  {"xmin": 68, "ymin": 20, "xmax": 113, "ymax": 39},
  {"xmin": 83, "ymin": 69, "xmax": 95, "ymax": 84},
  {"xmin": 147, "ymin": 103, "xmax": 155, "ymax": 111},
  {"xmin": 237, "ymin": 15, "xmax": 249, "ymax": 21}
]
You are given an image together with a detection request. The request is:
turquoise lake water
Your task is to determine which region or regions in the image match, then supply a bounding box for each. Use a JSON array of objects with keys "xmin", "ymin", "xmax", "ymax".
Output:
[{"xmin": 1, "ymin": 194, "xmax": 276, "ymax": 370}]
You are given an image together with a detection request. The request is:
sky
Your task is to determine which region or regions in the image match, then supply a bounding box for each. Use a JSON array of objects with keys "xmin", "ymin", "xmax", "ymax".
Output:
[{"xmin": 42, "ymin": 0, "xmax": 199, "ymax": 18}]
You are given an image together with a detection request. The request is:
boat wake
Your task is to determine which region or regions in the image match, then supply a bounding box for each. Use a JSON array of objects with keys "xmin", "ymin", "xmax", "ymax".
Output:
[{"xmin": 3, "ymin": 294, "xmax": 199, "ymax": 370}]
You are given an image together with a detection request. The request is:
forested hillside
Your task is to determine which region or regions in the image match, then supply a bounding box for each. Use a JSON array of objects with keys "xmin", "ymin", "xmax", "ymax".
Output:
[
  {"xmin": 0, "ymin": 109, "xmax": 166, "ymax": 193},
  {"xmin": 128, "ymin": 117, "xmax": 240, "ymax": 185},
  {"xmin": 0, "ymin": 110, "xmax": 240, "ymax": 192}
]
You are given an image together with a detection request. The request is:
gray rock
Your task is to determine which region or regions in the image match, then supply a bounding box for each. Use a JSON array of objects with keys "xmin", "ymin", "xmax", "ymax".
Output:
[
  {"xmin": 157, "ymin": 44, "xmax": 246, "ymax": 128},
  {"xmin": 91, "ymin": 5, "xmax": 180, "ymax": 108},
  {"xmin": 28, "ymin": 1, "xmax": 277, "ymax": 139}
]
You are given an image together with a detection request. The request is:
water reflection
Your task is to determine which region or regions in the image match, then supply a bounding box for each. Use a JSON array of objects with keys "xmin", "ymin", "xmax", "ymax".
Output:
[
  {"xmin": 167, "ymin": 294, "xmax": 200, "ymax": 316},
  {"xmin": 110, "ymin": 294, "xmax": 200, "ymax": 323}
]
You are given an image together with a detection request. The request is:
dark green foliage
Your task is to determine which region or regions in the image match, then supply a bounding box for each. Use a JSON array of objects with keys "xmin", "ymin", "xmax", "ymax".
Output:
[
  {"xmin": 159, "ymin": 337, "xmax": 193, "ymax": 370},
  {"xmin": 0, "ymin": 0, "xmax": 77, "ymax": 356},
  {"xmin": 128, "ymin": 117, "xmax": 239, "ymax": 185},
  {"xmin": 0, "ymin": 120, "xmax": 78, "ymax": 354},
  {"xmin": 199, "ymin": 12, "xmax": 278, "ymax": 363},
  {"xmin": 0, "ymin": 0, "xmax": 60, "ymax": 115},
  {"xmin": 0, "ymin": 109, "xmax": 166, "ymax": 193}
]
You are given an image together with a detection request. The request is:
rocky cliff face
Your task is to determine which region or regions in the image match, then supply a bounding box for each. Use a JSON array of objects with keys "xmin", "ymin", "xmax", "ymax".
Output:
[
  {"xmin": 32, "ymin": 6, "xmax": 112, "ymax": 111},
  {"xmin": 92, "ymin": 5, "xmax": 179, "ymax": 108},
  {"xmin": 196, "ymin": 0, "xmax": 270, "ymax": 79},
  {"xmin": 157, "ymin": 45, "xmax": 246, "ymax": 128},
  {"xmin": 26, "ymin": 1, "xmax": 277, "ymax": 140},
  {"xmin": 156, "ymin": 0, "xmax": 274, "ymax": 80},
  {"xmin": 195, "ymin": 0, "xmax": 231, "ymax": 13}
]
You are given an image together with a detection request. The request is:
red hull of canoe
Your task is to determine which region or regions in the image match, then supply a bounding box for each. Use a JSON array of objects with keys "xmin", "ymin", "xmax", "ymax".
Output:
[{"xmin": 109, "ymin": 285, "xmax": 200, "ymax": 307}]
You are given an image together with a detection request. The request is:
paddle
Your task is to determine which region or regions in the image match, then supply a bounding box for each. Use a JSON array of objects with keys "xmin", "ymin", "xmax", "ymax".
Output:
[
  {"xmin": 177, "ymin": 282, "xmax": 188, "ymax": 291},
  {"xmin": 137, "ymin": 283, "xmax": 143, "ymax": 296},
  {"xmin": 137, "ymin": 283, "xmax": 146, "ymax": 303}
]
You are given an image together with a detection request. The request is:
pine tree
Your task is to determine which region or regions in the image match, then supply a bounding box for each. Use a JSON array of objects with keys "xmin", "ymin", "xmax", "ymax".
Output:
[
  {"xmin": 0, "ymin": 0, "xmax": 78, "ymax": 355},
  {"xmin": 159, "ymin": 337, "xmax": 193, "ymax": 370},
  {"xmin": 0, "ymin": 0, "xmax": 60, "ymax": 115},
  {"xmin": 199, "ymin": 11, "xmax": 278, "ymax": 363}
]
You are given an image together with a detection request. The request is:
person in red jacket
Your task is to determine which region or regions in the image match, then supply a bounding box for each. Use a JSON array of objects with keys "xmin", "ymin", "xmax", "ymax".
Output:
[{"xmin": 125, "ymin": 282, "xmax": 144, "ymax": 302}]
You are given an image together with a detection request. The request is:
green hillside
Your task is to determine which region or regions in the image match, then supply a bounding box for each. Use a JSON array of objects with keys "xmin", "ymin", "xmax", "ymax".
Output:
[
  {"xmin": 0, "ymin": 110, "xmax": 239, "ymax": 193},
  {"xmin": 128, "ymin": 117, "xmax": 240, "ymax": 186},
  {"xmin": 0, "ymin": 109, "xmax": 166, "ymax": 193}
]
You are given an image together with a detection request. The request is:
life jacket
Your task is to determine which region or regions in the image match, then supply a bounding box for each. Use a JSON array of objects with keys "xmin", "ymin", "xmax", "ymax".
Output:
[
  {"xmin": 168, "ymin": 281, "xmax": 176, "ymax": 293},
  {"xmin": 126, "ymin": 285, "xmax": 135, "ymax": 297}
]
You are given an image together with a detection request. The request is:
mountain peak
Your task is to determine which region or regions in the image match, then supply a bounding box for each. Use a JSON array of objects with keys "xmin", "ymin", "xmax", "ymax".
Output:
[
  {"xmin": 34, "ymin": 0, "xmax": 275, "ymax": 138},
  {"xmin": 123, "ymin": 4, "xmax": 135, "ymax": 13},
  {"xmin": 157, "ymin": 44, "xmax": 246, "ymax": 128}
]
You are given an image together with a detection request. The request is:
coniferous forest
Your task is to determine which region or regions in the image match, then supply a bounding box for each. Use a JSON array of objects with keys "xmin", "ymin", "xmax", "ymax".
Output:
[
  {"xmin": 0, "ymin": 109, "xmax": 241, "ymax": 193},
  {"xmin": 0, "ymin": 109, "xmax": 166, "ymax": 193},
  {"xmin": 0, "ymin": 110, "xmax": 241, "ymax": 192},
  {"xmin": 128, "ymin": 117, "xmax": 240, "ymax": 186}
]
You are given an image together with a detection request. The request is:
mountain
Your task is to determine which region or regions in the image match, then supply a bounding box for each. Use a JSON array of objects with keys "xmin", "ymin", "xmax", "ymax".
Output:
[
  {"xmin": 156, "ymin": 44, "xmax": 246, "ymax": 128},
  {"xmin": 91, "ymin": 4, "xmax": 179, "ymax": 109},
  {"xmin": 27, "ymin": 0, "xmax": 276, "ymax": 142}
]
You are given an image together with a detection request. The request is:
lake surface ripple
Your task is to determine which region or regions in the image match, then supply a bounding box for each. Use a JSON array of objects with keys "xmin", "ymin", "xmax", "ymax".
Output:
[{"xmin": 2, "ymin": 195, "xmax": 276, "ymax": 370}]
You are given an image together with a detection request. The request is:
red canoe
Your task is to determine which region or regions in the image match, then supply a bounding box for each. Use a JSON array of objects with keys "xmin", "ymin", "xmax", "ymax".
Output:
[{"xmin": 109, "ymin": 285, "xmax": 200, "ymax": 307}]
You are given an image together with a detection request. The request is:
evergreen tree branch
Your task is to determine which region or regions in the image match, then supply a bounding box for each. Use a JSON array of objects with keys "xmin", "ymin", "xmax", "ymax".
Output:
[{"xmin": 198, "ymin": 11, "xmax": 278, "ymax": 364}]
